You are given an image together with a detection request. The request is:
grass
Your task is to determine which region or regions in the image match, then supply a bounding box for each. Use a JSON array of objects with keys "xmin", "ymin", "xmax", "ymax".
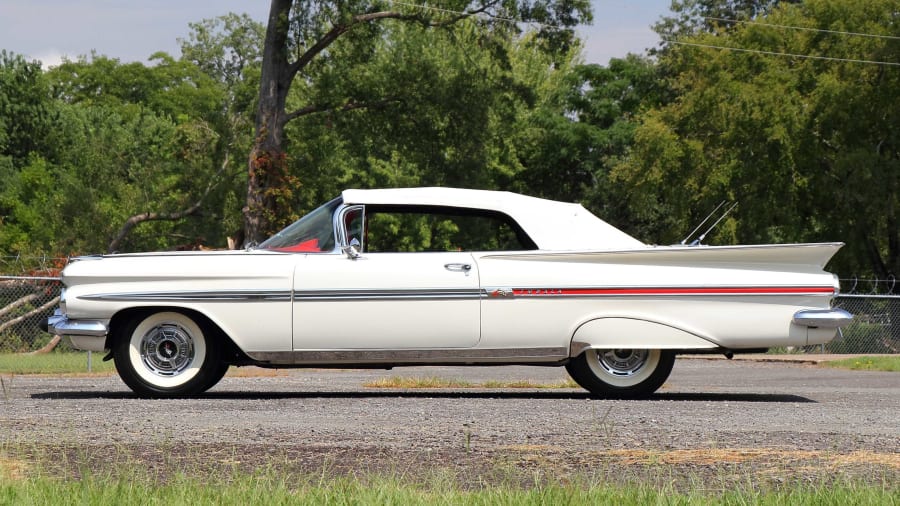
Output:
[
  {"xmin": 0, "ymin": 466, "xmax": 896, "ymax": 505},
  {"xmin": 0, "ymin": 352, "xmax": 114, "ymax": 375},
  {"xmin": 822, "ymin": 355, "xmax": 900, "ymax": 372},
  {"xmin": 363, "ymin": 376, "xmax": 580, "ymax": 389}
]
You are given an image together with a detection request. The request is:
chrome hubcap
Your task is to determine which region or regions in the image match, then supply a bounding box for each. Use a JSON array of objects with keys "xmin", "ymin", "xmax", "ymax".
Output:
[
  {"xmin": 139, "ymin": 323, "xmax": 194, "ymax": 377},
  {"xmin": 595, "ymin": 349, "xmax": 649, "ymax": 378}
]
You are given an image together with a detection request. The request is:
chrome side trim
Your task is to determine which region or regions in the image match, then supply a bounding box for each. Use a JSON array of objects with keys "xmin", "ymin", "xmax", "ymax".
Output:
[
  {"xmin": 294, "ymin": 288, "xmax": 482, "ymax": 301},
  {"xmin": 792, "ymin": 308, "xmax": 853, "ymax": 328},
  {"xmin": 47, "ymin": 313, "xmax": 109, "ymax": 337},
  {"xmin": 246, "ymin": 347, "xmax": 569, "ymax": 365},
  {"xmin": 79, "ymin": 290, "xmax": 292, "ymax": 302},
  {"xmin": 74, "ymin": 285, "xmax": 835, "ymax": 305}
]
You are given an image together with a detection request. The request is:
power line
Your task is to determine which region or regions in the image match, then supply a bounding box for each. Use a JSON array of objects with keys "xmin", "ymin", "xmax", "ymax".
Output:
[
  {"xmin": 388, "ymin": 2, "xmax": 900, "ymax": 66},
  {"xmin": 668, "ymin": 40, "xmax": 900, "ymax": 67},
  {"xmin": 703, "ymin": 16, "xmax": 900, "ymax": 41},
  {"xmin": 386, "ymin": 0, "xmax": 561, "ymax": 30}
]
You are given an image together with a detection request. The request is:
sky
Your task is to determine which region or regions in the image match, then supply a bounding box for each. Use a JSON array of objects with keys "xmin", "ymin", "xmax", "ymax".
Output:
[{"xmin": 0, "ymin": 0, "xmax": 672, "ymax": 68}]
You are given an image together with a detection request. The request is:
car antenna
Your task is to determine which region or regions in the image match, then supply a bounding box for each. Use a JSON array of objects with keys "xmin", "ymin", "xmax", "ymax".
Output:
[
  {"xmin": 680, "ymin": 201, "xmax": 726, "ymax": 245},
  {"xmin": 690, "ymin": 201, "xmax": 738, "ymax": 246}
]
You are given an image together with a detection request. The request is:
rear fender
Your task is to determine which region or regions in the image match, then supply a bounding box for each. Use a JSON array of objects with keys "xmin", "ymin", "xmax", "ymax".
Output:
[{"xmin": 570, "ymin": 317, "xmax": 718, "ymax": 357}]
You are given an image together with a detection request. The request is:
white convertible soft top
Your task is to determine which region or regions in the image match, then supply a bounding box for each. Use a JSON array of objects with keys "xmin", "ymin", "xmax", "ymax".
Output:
[{"xmin": 341, "ymin": 187, "xmax": 647, "ymax": 250}]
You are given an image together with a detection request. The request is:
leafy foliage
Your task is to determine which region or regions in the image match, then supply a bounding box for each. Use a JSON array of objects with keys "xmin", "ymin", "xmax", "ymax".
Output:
[
  {"xmin": 242, "ymin": 0, "xmax": 593, "ymax": 242},
  {"xmin": 617, "ymin": 0, "xmax": 900, "ymax": 276},
  {"xmin": 510, "ymin": 53, "xmax": 668, "ymax": 238},
  {"xmin": 0, "ymin": 1, "xmax": 896, "ymax": 279},
  {"xmin": 0, "ymin": 21, "xmax": 259, "ymax": 255},
  {"xmin": 0, "ymin": 51, "xmax": 55, "ymax": 164}
]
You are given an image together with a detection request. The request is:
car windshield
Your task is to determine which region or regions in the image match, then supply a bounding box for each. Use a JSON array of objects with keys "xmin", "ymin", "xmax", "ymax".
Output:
[{"xmin": 258, "ymin": 197, "xmax": 341, "ymax": 252}]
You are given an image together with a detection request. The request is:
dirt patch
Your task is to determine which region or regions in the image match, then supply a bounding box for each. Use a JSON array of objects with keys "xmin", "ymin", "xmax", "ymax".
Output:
[
  {"xmin": 832, "ymin": 451, "xmax": 900, "ymax": 469},
  {"xmin": 598, "ymin": 448, "xmax": 900, "ymax": 469},
  {"xmin": 486, "ymin": 445, "xmax": 900, "ymax": 488},
  {"xmin": 0, "ymin": 456, "xmax": 28, "ymax": 481},
  {"xmin": 8, "ymin": 442, "xmax": 897, "ymax": 491}
]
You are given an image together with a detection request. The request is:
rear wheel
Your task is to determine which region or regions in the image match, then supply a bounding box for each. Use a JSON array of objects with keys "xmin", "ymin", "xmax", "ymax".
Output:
[
  {"xmin": 566, "ymin": 349, "xmax": 675, "ymax": 398},
  {"xmin": 112, "ymin": 311, "xmax": 225, "ymax": 397}
]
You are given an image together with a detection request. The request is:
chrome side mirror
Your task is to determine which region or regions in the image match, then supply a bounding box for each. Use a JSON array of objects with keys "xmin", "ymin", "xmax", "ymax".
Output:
[{"xmin": 342, "ymin": 237, "xmax": 361, "ymax": 260}]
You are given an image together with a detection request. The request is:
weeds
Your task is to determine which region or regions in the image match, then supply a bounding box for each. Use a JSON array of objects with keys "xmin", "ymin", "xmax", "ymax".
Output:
[
  {"xmin": 822, "ymin": 355, "xmax": 900, "ymax": 372},
  {"xmin": 2, "ymin": 442, "xmax": 897, "ymax": 505},
  {"xmin": 592, "ymin": 404, "xmax": 615, "ymax": 439},
  {"xmin": 0, "ymin": 375, "xmax": 10, "ymax": 401},
  {"xmin": 0, "ymin": 463, "xmax": 895, "ymax": 505},
  {"xmin": 462, "ymin": 421, "xmax": 475, "ymax": 455}
]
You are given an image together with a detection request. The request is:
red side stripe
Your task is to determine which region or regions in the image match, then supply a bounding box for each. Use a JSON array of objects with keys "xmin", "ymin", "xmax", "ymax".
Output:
[{"xmin": 511, "ymin": 286, "xmax": 835, "ymax": 296}]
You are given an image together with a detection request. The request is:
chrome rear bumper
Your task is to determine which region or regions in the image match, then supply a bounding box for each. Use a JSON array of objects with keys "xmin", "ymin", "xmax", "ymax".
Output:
[{"xmin": 792, "ymin": 308, "xmax": 853, "ymax": 328}]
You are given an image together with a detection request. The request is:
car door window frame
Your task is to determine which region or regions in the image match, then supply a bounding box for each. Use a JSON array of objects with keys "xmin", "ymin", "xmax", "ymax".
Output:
[
  {"xmin": 337, "ymin": 204, "xmax": 537, "ymax": 253},
  {"xmin": 336, "ymin": 205, "xmax": 365, "ymax": 252}
]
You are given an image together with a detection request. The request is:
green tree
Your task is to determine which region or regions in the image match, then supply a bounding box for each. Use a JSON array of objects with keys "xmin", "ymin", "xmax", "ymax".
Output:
[
  {"xmin": 653, "ymin": 0, "xmax": 790, "ymax": 42},
  {"xmin": 271, "ymin": 22, "xmax": 569, "ymax": 219},
  {"xmin": 178, "ymin": 13, "xmax": 268, "ymax": 246},
  {"xmin": 180, "ymin": 13, "xmax": 265, "ymax": 92},
  {"xmin": 0, "ymin": 52, "xmax": 249, "ymax": 255},
  {"xmin": 618, "ymin": 0, "xmax": 900, "ymax": 276},
  {"xmin": 0, "ymin": 52, "xmax": 59, "ymax": 254},
  {"xmin": 243, "ymin": 0, "xmax": 592, "ymax": 244},
  {"xmin": 1, "ymin": 104, "xmax": 181, "ymax": 254},
  {"xmin": 0, "ymin": 51, "xmax": 55, "ymax": 177},
  {"xmin": 510, "ymin": 54, "xmax": 667, "ymax": 237}
]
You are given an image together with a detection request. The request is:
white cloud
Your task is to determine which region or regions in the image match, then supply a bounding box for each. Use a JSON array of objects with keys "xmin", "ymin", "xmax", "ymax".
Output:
[{"xmin": 30, "ymin": 49, "xmax": 66, "ymax": 69}]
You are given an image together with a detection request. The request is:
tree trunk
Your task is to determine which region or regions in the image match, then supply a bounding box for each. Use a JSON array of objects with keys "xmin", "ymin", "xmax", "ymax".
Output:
[
  {"xmin": 887, "ymin": 196, "xmax": 898, "ymax": 277},
  {"xmin": 863, "ymin": 236, "xmax": 889, "ymax": 281},
  {"xmin": 244, "ymin": 0, "xmax": 293, "ymax": 246}
]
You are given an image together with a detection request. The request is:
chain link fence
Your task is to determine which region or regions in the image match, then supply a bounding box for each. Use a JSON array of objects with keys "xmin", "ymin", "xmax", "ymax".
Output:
[
  {"xmin": 0, "ymin": 257, "xmax": 897, "ymax": 354},
  {"xmin": 0, "ymin": 276, "xmax": 61, "ymax": 352},
  {"xmin": 827, "ymin": 275, "xmax": 900, "ymax": 354},
  {"xmin": 1, "ymin": 256, "xmax": 67, "ymax": 353}
]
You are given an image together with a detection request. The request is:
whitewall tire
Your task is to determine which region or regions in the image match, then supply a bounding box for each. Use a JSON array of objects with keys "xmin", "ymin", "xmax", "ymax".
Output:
[
  {"xmin": 566, "ymin": 349, "xmax": 675, "ymax": 398},
  {"xmin": 113, "ymin": 311, "xmax": 225, "ymax": 397}
]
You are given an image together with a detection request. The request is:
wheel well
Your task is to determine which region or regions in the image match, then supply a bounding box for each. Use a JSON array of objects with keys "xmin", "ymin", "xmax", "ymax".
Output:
[
  {"xmin": 570, "ymin": 317, "xmax": 718, "ymax": 356},
  {"xmin": 106, "ymin": 307, "xmax": 248, "ymax": 364}
]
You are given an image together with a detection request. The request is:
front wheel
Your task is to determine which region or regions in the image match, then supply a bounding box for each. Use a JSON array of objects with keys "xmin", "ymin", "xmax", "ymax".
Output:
[
  {"xmin": 566, "ymin": 349, "xmax": 675, "ymax": 398},
  {"xmin": 112, "ymin": 311, "xmax": 224, "ymax": 397}
]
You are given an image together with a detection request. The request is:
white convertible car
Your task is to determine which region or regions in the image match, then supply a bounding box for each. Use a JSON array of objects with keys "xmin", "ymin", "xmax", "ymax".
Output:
[{"xmin": 44, "ymin": 187, "xmax": 851, "ymax": 397}]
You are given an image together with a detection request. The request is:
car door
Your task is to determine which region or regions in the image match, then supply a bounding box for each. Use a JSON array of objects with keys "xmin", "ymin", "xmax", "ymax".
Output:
[{"xmin": 292, "ymin": 252, "xmax": 481, "ymax": 349}]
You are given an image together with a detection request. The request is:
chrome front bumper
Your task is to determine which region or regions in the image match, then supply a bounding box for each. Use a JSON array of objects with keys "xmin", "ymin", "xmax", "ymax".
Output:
[
  {"xmin": 792, "ymin": 308, "xmax": 853, "ymax": 328},
  {"xmin": 42, "ymin": 311, "xmax": 109, "ymax": 352},
  {"xmin": 43, "ymin": 310, "xmax": 109, "ymax": 337}
]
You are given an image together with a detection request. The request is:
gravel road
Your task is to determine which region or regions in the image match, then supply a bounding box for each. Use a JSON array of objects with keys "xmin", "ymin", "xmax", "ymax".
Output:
[{"xmin": 2, "ymin": 358, "xmax": 898, "ymax": 488}]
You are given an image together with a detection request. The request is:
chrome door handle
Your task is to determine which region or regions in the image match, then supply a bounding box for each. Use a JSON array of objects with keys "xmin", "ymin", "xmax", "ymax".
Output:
[{"xmin": 444, "ymin": 263, "xmax": 472, "ymax": 273}]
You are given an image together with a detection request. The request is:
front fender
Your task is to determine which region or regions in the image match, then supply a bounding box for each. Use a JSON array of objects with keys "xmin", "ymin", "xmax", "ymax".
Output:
[{"xmin": 570, "ymin": 317, "xmax": 718, "ymax": 357}]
